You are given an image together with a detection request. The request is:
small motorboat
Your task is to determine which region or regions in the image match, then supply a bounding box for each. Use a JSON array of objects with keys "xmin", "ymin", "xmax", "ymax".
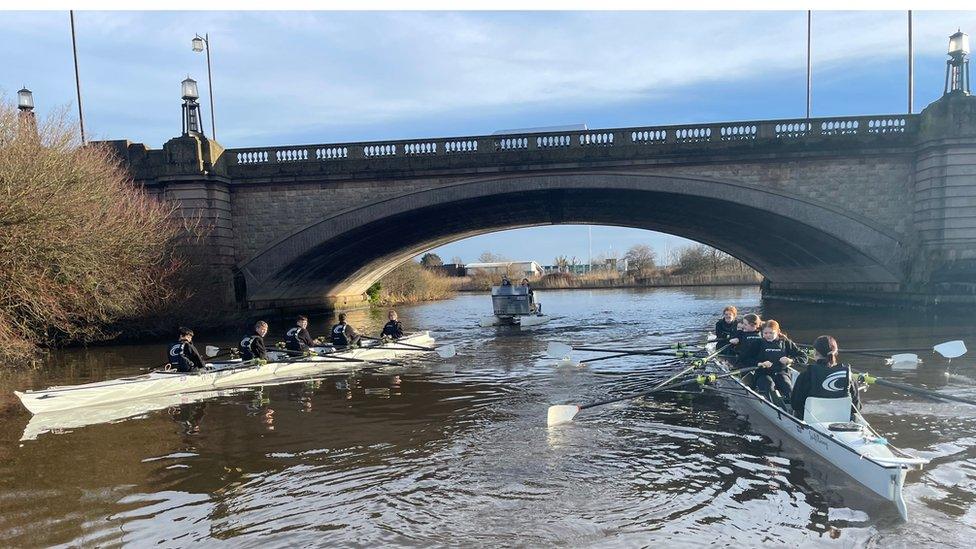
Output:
[{"xmin": 480, "ymin": 282, "xmax": 550, "ymax": 329}]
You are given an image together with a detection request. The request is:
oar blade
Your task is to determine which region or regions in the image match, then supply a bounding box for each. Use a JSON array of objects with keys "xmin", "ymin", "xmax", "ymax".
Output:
[
  {"xmin": 547, "ymin": 342, "xmax": 573, "ymax": 359},
  {"xmin": 547, "ymin": 404, "xmax": 580, "ymax": 427},
  {"xmin": 887, "ymin": 353, "xmax": 920, "ymax": 370},
  {"xmin": 934, "ymin": 340, "xmax": 967, "ymax": 359},
  {"xmin": 436, "ymin": 344, "xmax": 457, "ymax": 359},
  {"xmin": 205, "ymin": 345, "xmax": 221, "ymax": 357}
]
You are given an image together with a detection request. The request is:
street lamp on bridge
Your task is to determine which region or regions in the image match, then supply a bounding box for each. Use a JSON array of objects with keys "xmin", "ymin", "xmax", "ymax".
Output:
[
  {"xmin": 181, "ymin": 76, "xmax": 204, "ymax": 137},
  {"xmin": 191, "ymin": 33, "xmax": 217, "ymax": 140},
  {"xmin": 945, "ymin": 30, "xmax": 971, "ymax": 95}
]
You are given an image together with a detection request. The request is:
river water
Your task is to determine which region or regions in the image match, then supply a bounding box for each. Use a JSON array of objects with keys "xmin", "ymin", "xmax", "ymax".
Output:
[{"xmin": 1, "ymin": 287, "xmax": 975, "ymax": 547}]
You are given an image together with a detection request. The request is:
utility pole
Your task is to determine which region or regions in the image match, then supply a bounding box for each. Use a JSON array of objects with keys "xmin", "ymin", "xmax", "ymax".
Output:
[
  {"xmin": 70, "ymin": 10, "xmax": 86, "ymax": 144},
  {"xmin": 908, "ymin": 10, "xmax": 914, "ymax": 113},
  {"xmin": 806, "ymin": 10, "xmax": 812, "ymax": 119}
]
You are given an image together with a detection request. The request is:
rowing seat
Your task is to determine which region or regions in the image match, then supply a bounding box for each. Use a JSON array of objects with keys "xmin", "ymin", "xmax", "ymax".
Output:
[{"xmin": 804, "ymin": 396, "xmax": 853, "ymax": 424}]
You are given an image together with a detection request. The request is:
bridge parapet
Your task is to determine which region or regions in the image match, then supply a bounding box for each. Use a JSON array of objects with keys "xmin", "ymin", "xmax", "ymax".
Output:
[{"xmin": 226, "ymin": 113, "xmax": 916, "ymax": 170}]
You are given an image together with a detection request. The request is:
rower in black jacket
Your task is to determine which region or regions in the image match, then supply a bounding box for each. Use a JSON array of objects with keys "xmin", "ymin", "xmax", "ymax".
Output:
[
  {"xmin": 753, "ymin": 319, "xmax": 806, "ymax": 403},
  {"xmin": 240, "ymin": 320, "xmax": 269, "ymax": 361},
  {"xmin": 285, "ymin": 315, "xmax": 315, "ymax": 353},
  {"xmin": 714, "ymin": 305, "xmax": 738, "ymax": 352},
  {"xmin": 729, "ymin": 313, "xmax": 763, "ymax": 368},
  {"xmin": 791, "ymin": 335, "xmax": 861, "ymax": 421},
  {"xmin": 381, "ymin": 309, "xmax": 404, "ymax": 340},
  {"xmin": 168, "ymin": 327, "xmax": 206, "ymax": 372},
  {"xmin": 331, "ymin": 313, "xmax": 362, "ymax": 348}
]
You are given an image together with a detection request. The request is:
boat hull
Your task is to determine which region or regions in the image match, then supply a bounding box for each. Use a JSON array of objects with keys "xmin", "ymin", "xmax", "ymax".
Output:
[
  {"xmin": 706, "ymin": 350, "xmax": 925, "ymax": 521},
  {"xmin": 15, "ymin": 332, "xmax": 435, "ymax": 415}
]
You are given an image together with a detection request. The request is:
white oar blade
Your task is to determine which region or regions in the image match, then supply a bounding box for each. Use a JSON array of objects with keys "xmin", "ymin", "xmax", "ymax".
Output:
[
  {"xmin": 547, "ymin": 404, "xmax": 580, "ymax": 427},
  {"xmin": 205, "ymin": 345, "xmax": 220, "ymax": 357},
  {"xmin": 479, "ymin": 316, "xmax": 498, "ymax": 327},
  {"xmin": 934, "ymin": 340, "xmax": 967, "ymax": 359},
  {"xmin": 547, "ymin": 342, "xmax": 573, "ymax": 359},
  {"xmin": 435, "ymin": 344, "xmax": 457, "ymax": 359},
  {"xmin": 888, "ymin": 353, "xmax": 920, "ymax": 370}
]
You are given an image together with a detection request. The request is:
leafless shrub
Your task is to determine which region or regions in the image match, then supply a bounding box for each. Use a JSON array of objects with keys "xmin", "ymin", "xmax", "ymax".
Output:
[
  {"xmin": 0, "ymin": 101, "xmax": 191, "ymax": 365},
  {"xmin": 373, "ymin": 261, "xmax": 455, "ymax": 306}
]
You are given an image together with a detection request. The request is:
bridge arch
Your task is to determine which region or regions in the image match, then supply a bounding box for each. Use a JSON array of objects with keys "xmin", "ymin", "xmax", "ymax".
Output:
[{"xmin": 236, "ymin": 172, "xmax": 906, "ymax": 309}]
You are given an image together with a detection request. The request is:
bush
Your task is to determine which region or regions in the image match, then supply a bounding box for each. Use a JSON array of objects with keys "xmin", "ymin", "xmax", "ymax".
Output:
[
  {"xmin": 374, "ymin": 261, "xmax": 455, "ymax": 305},
  {"xmin": 0, "ymin": 102, "xmax": 188, "ymax": 365}
]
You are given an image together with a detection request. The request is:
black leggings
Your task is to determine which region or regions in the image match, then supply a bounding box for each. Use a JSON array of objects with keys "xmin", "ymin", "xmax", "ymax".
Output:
[{"xmin": 754, "ymin": 370, "xmax": 793, "ymax": 400}]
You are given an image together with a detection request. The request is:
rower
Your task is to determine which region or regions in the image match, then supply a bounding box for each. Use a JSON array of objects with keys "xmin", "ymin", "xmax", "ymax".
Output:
[
  {"xmin": 285, "ymin": 315, "xmax": 315, "ymax": 353},
  {"xmin": 331, "ymin": 313, "xmax": 362, "ymax": 348},
  {"xmin": 791, "ymin": 335, "xmax": 861, "ymax": 421},
  {"xmin": 753, "ymin": 320, "xmax": 806, "ymax": 406},
  {"xmin": 240, "ymin": 321, "xmax": 269, "ymax": 361},
  {"xmin": 168, "ymin": 327, "xmax": 206, "ymax": 372},
  {"xmin": 519, "ymin": 278, "xmax": 538, "ymax": 313},
  {"xmin": 381, "ymin": 309, "xmax": 404, "ymax": 340},
  {"xmin": 714, "ymin": 305, "xmax": 738, "ymax": 351},
  {"xmin": 500, "ymin": 276, "xmax": 512, "ymax": 286},
  {"xmin": 729, "ymin": 313, "xmax": 763, "ymax": 367}
]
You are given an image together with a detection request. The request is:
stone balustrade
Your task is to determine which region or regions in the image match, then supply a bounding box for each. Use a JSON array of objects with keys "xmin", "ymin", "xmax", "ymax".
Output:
[{"xmin": 226, "ymin": 114, "xmax": 917, "ymax": 167}]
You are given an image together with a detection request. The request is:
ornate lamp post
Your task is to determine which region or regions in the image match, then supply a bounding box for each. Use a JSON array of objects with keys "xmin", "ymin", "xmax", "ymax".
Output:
[
  {"xmin": 191, "ymin": 33, "xmax": 216, "ymax": 139},
  {"xmin": 945, "ymin": 30, "xmax": 971, "ymax": 96},
  {"xmin": 181, "ymin": 77, "xmax": 204, "ymax": 136}
]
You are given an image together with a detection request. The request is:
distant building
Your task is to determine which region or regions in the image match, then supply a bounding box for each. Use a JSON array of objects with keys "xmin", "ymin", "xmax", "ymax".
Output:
[
  {"xmin": 465, "ymin": 261, "xmax": 542, "ymax": 277},
  {"xmin": 542, "ymin": 258, "xmax": 628, "ymax": 275},
  {"xmin": 432, "ymin": 263, "xmax": 466, "ymax": 277}
]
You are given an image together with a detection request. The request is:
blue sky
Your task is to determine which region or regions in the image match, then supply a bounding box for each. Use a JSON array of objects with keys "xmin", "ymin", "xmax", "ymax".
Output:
[{"xmin": 3, "ymin": 10, "xmax": 975, "ymax": 265}]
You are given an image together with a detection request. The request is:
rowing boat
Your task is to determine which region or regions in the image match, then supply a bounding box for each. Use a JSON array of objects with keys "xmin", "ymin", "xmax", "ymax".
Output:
[
  {"xmin": 15, "ymin": 332, "xmax": 435, "ymax": 415},
  {"xmin": 705, "ymin": 340, "xmax": 929, "ymax": 521}
]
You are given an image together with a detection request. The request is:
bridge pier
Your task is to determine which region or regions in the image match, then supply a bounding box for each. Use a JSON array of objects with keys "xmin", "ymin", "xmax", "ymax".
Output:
[{"xmin": 909, "ymin": 92, "xmax": 976, "ymax": 305}]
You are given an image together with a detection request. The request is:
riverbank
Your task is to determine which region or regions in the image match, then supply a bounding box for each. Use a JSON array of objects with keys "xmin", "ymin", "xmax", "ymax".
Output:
[{"xmin": 453, "ymin": 271, "xmax": 761, "ymax": 292}]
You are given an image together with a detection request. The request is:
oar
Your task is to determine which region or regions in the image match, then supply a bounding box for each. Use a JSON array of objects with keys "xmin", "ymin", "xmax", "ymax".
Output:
[
  {"xmin": 275, "ymin": 347, "xmax": 402, "ymax": 367},
  {"xmin": 857, "ymin": 373, "xmax": 976, "ymax": 407},
  {"xmin": 547, "ymin": 343, "xmax": 731, "ymax": 426},
  {"xmin": 547, "ymin": 342, "xmax": 699, "ymax": 358},
  {"xmin": 800, "ymin": 340, "xmax": 966, "ymax": 370},
  {"xmin": 547, "ymin": 342, "xmax": 698, "ymax": 367},
  {"xmin": 361, "ymin": 335, "xmax": 457, "ymax": 358},
  {"xmin": 844, "ymin": 340, "xmax": 967, "ymax": 356},
  {"xmin": 548, "ymin": 353, "xmax": 745, "ymax": 427}
]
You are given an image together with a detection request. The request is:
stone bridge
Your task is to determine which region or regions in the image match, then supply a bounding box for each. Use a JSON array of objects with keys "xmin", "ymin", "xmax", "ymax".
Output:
[{"xmin": 103, "ymin": 92, "xmax": 976, "ymax": 313}]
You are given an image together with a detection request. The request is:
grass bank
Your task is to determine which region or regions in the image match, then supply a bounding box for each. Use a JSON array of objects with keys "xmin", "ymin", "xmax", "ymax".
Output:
[
  {"xmin": 455, "ymin": 270, "xmax": 761, "ymax": 292},
  {"xmin": 369, "ymin": 262, "xmax": 456, "ymax": 306}
]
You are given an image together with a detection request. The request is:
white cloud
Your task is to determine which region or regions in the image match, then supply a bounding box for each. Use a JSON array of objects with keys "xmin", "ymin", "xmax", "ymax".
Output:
[{"xmin": 3, "ymin": 10, "xmax": 976, "ymax": 147}]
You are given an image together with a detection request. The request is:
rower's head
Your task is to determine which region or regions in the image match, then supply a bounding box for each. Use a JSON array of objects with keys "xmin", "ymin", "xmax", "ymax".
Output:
[
  {"xmin": 179, "ymin": 326, "xmax": 194, "ymax": 342},
  {"xmin": 520, "ymin": 278, "xmax": 529, "ymax": 286},
  {"xmin": 254, "ymin": 320, "xmax": 268, "ymax": 337},
  {"xmin": 742, "ymin": 313, "xmax": 762, "ymax": 332},
  {"xmin": 723, "ymin": 305, "xmax": 737, "ymax": 322},
  {"xmin": 388, "ymin": 309, "xmax": 398, "ymax": 321},
  {"xmin": 338, "ymin": 313, "xmax": 347, "ymax": 323},
  {"xmin": 296, "ymin": 315, "xmax": 308, "ymax": 329},
  {"xmin": 813, "ymin": 335, "xmax": 839, "ymax": 365},
  {"xmin": 762, "ymin": 320, "xmax": 782, "ymax": 341}
]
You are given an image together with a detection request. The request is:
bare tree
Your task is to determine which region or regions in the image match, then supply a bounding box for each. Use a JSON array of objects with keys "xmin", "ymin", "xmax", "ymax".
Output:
[
  {"xmin": 623, "ymin": 244, "xmax": 656, "ymax": 274},
  {"xmin": 478, "ymin": 251, "xmax": 505, "ymax": 263},
  {"xmin": 419, "ymin": 252, "xmax": 443, "ymax": 268}
]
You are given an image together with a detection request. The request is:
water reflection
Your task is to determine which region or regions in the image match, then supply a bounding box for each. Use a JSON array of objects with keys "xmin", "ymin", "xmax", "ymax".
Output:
[{"xmin": 1, "ymin": 287, "xmax": 975, "ymax": 546}]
